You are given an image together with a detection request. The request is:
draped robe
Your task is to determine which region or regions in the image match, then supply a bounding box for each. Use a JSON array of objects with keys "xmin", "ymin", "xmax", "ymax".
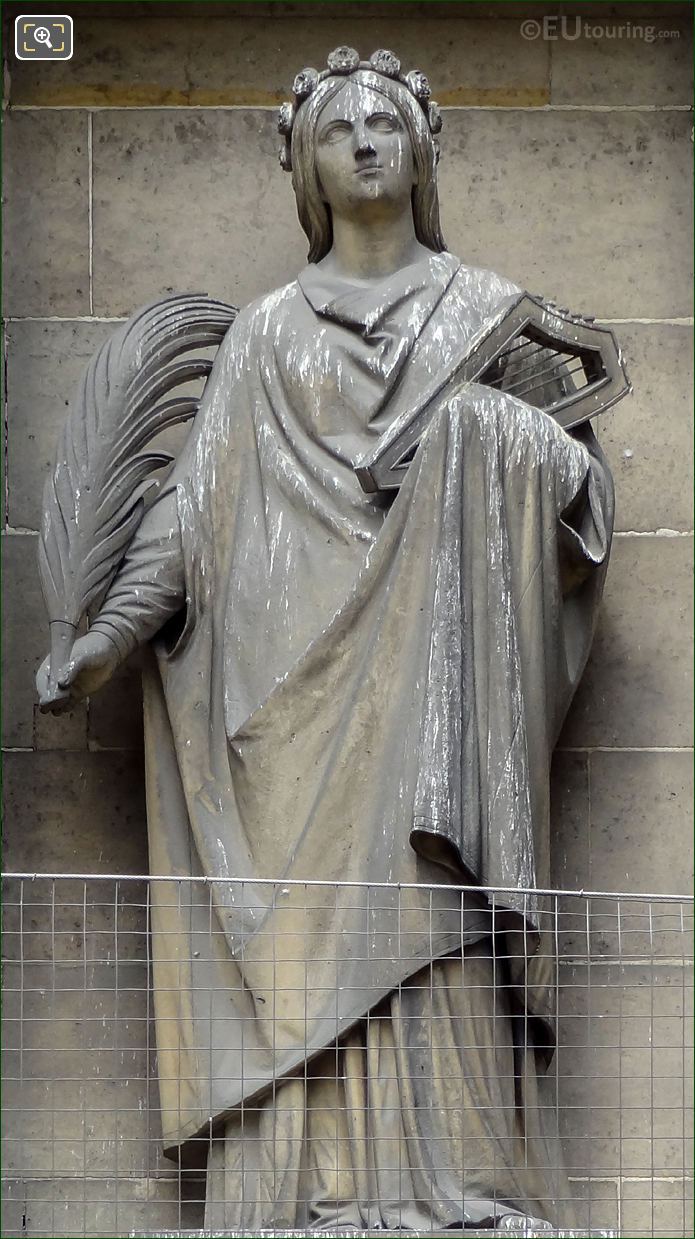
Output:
[{"xmin": 93, "ymin": 251, "xmax": 613, "ymax": 1166}]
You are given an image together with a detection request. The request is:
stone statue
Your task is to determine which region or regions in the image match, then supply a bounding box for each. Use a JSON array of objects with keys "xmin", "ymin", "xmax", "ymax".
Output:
[{"xmin": 36, "ymin": 48, "xmax": 621, "ymax": 1234}]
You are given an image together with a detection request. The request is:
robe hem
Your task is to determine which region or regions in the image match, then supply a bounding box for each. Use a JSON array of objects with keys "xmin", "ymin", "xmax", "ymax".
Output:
[{"xmin": 163, "ymin": 928, "xmax": 470, "ymax": 1161}]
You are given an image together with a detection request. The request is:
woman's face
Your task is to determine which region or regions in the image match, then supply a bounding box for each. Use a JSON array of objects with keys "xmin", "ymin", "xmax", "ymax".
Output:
[{"xmin": 313, "ymin": 81, "xmax": 417, "ymax": 219}]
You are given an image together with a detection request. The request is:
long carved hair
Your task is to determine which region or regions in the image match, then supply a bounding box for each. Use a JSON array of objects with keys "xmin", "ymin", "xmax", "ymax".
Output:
[{"xmin": 290, "ymin": 70, "xmax": 446, "ymax": 263}]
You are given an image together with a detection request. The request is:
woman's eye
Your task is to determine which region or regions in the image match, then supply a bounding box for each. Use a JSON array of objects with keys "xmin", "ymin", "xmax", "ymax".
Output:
[
  {"xmin": 322, "ymin": 123, "xmax": 351, "ymax": 143},
  {"xmin": 368, "ymin": 116, "xmax": 398, "ymax": 133}
]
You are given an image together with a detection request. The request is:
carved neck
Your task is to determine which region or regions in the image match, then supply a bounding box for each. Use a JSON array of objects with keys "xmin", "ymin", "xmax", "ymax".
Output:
[{"xmin": 320, "ymin": 207, "xmax": 430, "ymax": 283}]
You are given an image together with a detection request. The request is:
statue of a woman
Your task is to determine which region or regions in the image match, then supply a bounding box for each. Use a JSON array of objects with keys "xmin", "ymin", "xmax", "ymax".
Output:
[{"xmin": 38, "ymin": 49, "xmax": 614, "ymax": 1233}]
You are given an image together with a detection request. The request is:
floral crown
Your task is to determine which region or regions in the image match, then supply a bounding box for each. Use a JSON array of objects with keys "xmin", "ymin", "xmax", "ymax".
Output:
[{"xmin": 277, "ymin": 47, "xmax": 443, "ymax": 172}]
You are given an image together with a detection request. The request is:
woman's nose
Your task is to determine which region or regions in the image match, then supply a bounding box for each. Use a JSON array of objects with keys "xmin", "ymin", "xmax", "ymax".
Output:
[{"xmin": 354, "ymin": 132, "xmax": 377, "ymax": 160}]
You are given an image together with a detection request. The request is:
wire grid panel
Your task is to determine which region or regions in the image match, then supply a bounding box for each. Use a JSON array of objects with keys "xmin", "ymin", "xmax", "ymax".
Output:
[{"xmin": 1, "ymin": 874, "xmax": 692, "ymax": 1239}]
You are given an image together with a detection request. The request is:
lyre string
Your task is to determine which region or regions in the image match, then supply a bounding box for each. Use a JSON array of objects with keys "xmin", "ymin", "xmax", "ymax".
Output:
[
  {"xmin": 488, "ymin": 353, "xmax": 584, "ymax": 396},
  {"xmin": 507, "ymin": 361, "xmax": 587, "ymax": 403},
  {"xmin": 504, "ymin": 360, "xmax": 588, "ymax": 403},
  {"xmin": 500, "ymin": 356, "xmax": 576, "ymax": 394},
  {"xmin": 484, "ymin": 342, "xmax": 547, "ymax": 378},
  {"xmin": 495, "ymin": 338, "xmax": 547, "ymax": 363},
  {"xmin": 487, "ymin": 344, "xmax": 570, "ymax": 387},
  {"xmin": 486, "ymin": 360, "xmax": 584, "ymax": 403}
]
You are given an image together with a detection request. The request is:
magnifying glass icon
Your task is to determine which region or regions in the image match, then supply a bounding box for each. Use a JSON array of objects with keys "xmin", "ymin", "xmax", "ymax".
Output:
[{"xmin": 34, "ymin": 26, "xmax": 54, "ymax": 49}]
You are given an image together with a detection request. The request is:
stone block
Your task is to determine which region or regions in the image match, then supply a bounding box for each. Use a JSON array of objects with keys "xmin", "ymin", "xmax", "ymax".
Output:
[
  {"xmin": 587, "ymin": 750, "xmax": 693, "ymax": 961},
  {"xmin": 1, "ymin": 874, "xmax": 149, "ymax": 965},
  {"xmin": 586, "ymin": 892, "xmax": 694, "ymax": 970},
  {"xmin": 2, "ymin": 1174, "xmax": 204, "ymax": 1238},
  {"xmin": 91, "ymin": 110, "xmax": 305, "ymax": 317},
  {"xmin": 549, "ymin": 751, "xmax": 591, "ymax": 958},
  {"xmin": 2, "ymin": 749, "xmax": 148, "ymax": 874},
  {"xmin": 190, "ymin": 13, "xmax": 551, "ymax": 107},
  {"xmin": 551, "ymin": 13, "xmax": 692, "ymax": 105},
  {"xmin": 2, "ymin": 112, "xmax": 90, "ymax": 318},
  {"xmin": 5, "ymin": 321, "xmax": 116, "ymax": 532},
  {"xmin": 589, "ymin": 750, "xmax": 693, "ymax": 894},
  {"xmin": 0, "ymin": 1187, "xmax": 24, "ymax": 1239},
  {"xmin": 1, "ymin": 326, "xmax": 7, "ymax": 529},
  {"xmin": 88, "ymin": 658, "xmax": 145, "ymax": 752},
  {"xmin": 91, "ymin": 109, "xmax": 693, "ymax": 321},
  {"xmin": 559, "ymin": 535, "xmax": 693, "ymax": 749},
  {"xmin": 1, "ymin": 533, "xmax": 88, "ymax": 750},
  {"xmin": 4, "ymin": 1, "xmax": 688, "ymax": 17},
  {"xmin": 598, "ymin": 324, "xmax": 693, "ymax": 534},
  {"xmin": 550, "ymin": 751, "xmax": 590, "ymax": 888},
  {"xmin": 568, "ymin": 1177, "xmax": 619, "ymax": 1235},
  {"xmin": 557, "ymin": 962, "xmax": 693, "ymax": 1177},
  {"xmin": 438, "ymin": 110, "xmax": 693, "ymax": 321},
  {"xmin": 620, "ymin": 1176, "xmax": 694, "ymax": 1239},
  {"xmin": 8, "ymin": 13, "xmax": 550, "ymax": 108},
  {"xmin": 1, "ymin": 959, "xmax": 169, "ymax": 1178}
]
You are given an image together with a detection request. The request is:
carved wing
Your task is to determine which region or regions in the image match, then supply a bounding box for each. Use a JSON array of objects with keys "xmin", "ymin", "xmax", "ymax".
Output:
[{"xmin": 38, "ymin": 294, "xmax": 238, "ymax": 628}]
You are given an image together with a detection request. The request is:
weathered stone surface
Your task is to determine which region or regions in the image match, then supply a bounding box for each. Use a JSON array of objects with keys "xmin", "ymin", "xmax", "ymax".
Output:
[
  {"xmin": 559, "ymin": 535, "xmax": 693, "ymax": 749},
  {"xmin": 1, "ymin": 533, "xmax": 88, "ymax": 750},
  {"xmin": 4, "ymin": 1, "xmax": 690, "ymax": 19},
  {"xmin": 620, "ymin": 1176, "xmax": 694, "ymax": 1239},
  {"xmin": 1, "ymin": 961, "xmax": 160, "ymax": 1176},
  {"xmin": 598, "ymin": 324, "xmax": 693, "ymax": 534},
  {"xmin": 587, "ymin": 750, "xmax": 693, "ymax": 960},
  {"xmin": 550, "ymin": 752, "xmax": 590, "ymax": 889},
  {"xmin": 557, "ymin": 962, "xmax": 693, "ymax": 1177},
  {"xmin": 8, "ymin": 14, "xmax": 550, "ymax": 107},
  {"xmin": 1, "ymin": 1173, "xmax": 204, "ymax": 1238},
  {"xmin": 589, "ymin": 750, "xmax": 693, "ymax": 894},
  {"xmin": 1, "ymin": 326, "xmax": 8, "ymax": 529},
  {"xmin": 1, "ymin": 874, "xmax": 149, "ymax": 965},
  {"xmin": 2, "ymin": 112, "xmax": 90, "ymax": 318},
  {"xmin": 1, "ymin": 946, "xmax": 181, "ymax": 1181},
  {"xmin": 5, "ymin": 321, "xmax": 116, "ymax": 532},
  {"xmin": 438, "ymin": 110, "xmax": 693, "ymax": 321},
  {"xmin": 92, "ymin": 110, "xmax": 304, "ymax": 316},
  {"xmin": 551, "ymin": 14, "xmax": 692, "ymax": 105},
  {"xmin": 549, "ymin": 751, "xmax": 591, "ymax": 958},
  {"xmin": 2, "ymin": 749, "xmax": 148, "ymax": 873},
  {"xmin": 568, "ymin": 1177, "xmax": 619, "ymax": 1235},
  {"xmin": 90, "ymin": 108, "xmax": 693, "ymax": 320},
  {"xmin": 88, "ymin": 659, "xmax": 145, "ymax": 752}
]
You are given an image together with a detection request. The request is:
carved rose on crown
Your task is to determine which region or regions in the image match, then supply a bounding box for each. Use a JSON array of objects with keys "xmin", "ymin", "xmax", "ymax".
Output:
[
  {"xmin": 277, "ymin": 102, "xmax": 295, "ymax": 135},
  {"xmin": 368, "ymin": 49, "xmax": 401, "ymax": 78},
  {"xmin": 326, "ymin": 46, "xmax": 360, "ymax": 74},
  {"xmin": 293, "ymin": 68, "xmax": 319, "ymax": 101},
  {"xmin": 428, "ymin": 101, "xmax": 443, "ymax": 134},
  {"xmin": 404, "ymin": 70, "xmax": 431, "ymax": 102}
]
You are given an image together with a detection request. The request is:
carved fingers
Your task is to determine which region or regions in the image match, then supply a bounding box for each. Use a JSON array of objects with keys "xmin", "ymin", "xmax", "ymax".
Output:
[{"xmin": 37, "ymin": 632, "xmax": 120, "ymax": 714}]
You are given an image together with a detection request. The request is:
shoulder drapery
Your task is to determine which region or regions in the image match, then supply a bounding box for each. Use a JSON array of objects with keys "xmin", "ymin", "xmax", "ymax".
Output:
[{"xmin": 94, "ymin": 253, "xmax": 613, "ymax": 1155}]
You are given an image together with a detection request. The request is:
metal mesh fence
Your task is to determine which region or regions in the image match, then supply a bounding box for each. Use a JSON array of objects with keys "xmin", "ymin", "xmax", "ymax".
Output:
[{"xmin": 1, "ymin": 874, "xmax": 692, "ymax": 1238}]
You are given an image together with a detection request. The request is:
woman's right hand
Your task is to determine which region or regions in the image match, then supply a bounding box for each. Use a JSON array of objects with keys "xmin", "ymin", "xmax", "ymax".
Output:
[{"xmin": 36, "ymin": 631, "xmax": 121, "ymax": 715}]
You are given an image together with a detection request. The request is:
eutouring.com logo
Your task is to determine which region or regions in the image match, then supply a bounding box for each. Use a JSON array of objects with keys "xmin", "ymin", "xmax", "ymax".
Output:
[{"xmin": 520, "ymin": 16, "xmax": 680, "ymax": 42}]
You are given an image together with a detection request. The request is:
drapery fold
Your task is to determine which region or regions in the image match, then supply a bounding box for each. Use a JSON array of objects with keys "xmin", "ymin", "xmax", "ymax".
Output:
[{"xmin": 93, "ymin": 253, "xmax": 613, "ymax": 1155}]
